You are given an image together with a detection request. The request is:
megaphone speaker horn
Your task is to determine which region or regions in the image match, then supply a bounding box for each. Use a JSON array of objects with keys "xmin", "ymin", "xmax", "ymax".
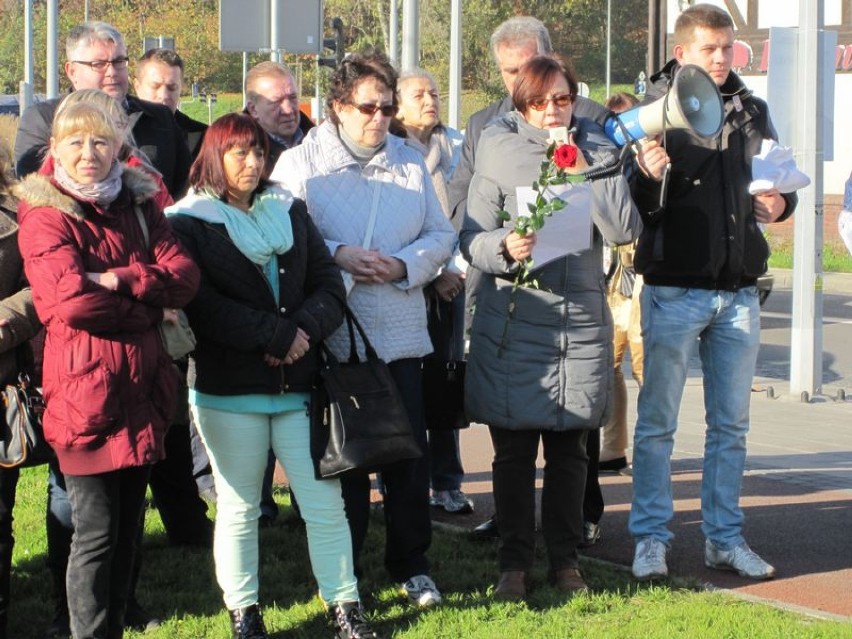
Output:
[{"xmin": 605, "ymin": 64, "xmax": 724, "ymax": 146}]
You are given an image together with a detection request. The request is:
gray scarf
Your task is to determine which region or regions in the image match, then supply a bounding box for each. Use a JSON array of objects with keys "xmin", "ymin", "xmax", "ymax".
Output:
[{"xmin": 54, "ymin": 160, "xmax": 123, "ymax": 208}]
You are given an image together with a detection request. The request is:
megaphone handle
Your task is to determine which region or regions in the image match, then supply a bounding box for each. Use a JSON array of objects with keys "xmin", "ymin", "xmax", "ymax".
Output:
[{"xmin": 658, "ymin": 162, "xmax": 672, "ymax": 210}]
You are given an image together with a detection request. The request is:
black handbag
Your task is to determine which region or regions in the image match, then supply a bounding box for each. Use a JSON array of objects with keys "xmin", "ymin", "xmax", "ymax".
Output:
[
  {"xmin": 422, "ymin": 359, "xmax": 469, "ymax": 430},
  {"xmin": 310, "ymin": 306, "xmax": 422, "ymax": 479},
  {"xmin": 0, "ymin": 373, "xmax": 54, "ymax": 468}
]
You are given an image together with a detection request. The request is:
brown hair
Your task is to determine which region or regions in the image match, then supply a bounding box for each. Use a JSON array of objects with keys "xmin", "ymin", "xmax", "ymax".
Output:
[
  {"xmin": 511, "ymin": 55, "xmax": 578, "ymax": 114},
  {"xmin": 605, "ymin": 92, "xmax": 639, "ymax": 114},
  {"xmin": 674, "ymin": 3, "xmax": 734, "ymax": 46},
  {"xmin": 137, "ymin": 48, "xmax": 184, "ymax": 79},
  {"xmin": 325, "ymin": 51, "xmax": 397, "ymax": 125}
]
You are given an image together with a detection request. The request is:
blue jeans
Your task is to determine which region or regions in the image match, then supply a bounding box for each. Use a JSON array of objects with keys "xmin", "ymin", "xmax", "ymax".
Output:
[{"xmin": 629, "ymin": 285, "xmax": 760, "ymax": 549}]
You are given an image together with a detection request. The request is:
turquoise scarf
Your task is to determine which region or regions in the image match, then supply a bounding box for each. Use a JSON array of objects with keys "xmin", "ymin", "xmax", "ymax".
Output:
[{"xmin": 166, "ymin": 187, "xmax": 294, "ymax": 265}]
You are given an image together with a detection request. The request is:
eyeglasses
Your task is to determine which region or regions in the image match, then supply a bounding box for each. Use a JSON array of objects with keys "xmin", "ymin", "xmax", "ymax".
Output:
[
  {"xmin": 72, "ymin": 57, "xmax": 130, "ymax": 72},
  {"xmin": 527, "ymin": 94, "xmax": 574, "ymax": 111},
  {"xmin": 350, "ymin": 103, "xmax": 399, "ymax": 118}
]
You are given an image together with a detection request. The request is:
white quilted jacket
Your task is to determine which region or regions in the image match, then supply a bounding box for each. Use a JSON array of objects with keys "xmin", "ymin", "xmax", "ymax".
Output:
[{"xmin": 271, "ymin": 121, "xmax": 456, "ymax": 362}]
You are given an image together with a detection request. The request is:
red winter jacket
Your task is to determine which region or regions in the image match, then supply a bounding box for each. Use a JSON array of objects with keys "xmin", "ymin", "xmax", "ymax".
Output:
[{"xmin": 15, "ymin": 158, "xmax": 200, "ymax": 475}]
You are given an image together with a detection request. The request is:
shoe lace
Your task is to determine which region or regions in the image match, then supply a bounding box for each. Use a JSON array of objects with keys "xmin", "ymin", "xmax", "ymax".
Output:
[
  {"xmin": 731, "ymin": 544, "xmax": 764, "ymax": 567},
  {"xmin": 239, "ymin": 611, "xmax": 267, "ymax": 639},
  {"xmin": 640, "ymin": 539, "xmax": 664, "ymax": 564},
  {"xmin": 345, "ymin": 607, "xmax": 377, "ymax": 638}
]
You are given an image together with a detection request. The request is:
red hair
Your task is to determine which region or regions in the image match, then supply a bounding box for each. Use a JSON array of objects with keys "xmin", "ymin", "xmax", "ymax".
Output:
[{"xmin": 189, "ymin": 113, "xmax": 271, "ymax": 199}]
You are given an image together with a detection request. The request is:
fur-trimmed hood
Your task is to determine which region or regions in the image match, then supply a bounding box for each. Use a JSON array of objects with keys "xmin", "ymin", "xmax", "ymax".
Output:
[{"xmin": 13, "ymin": 158, "xmax": 162, "ymax": 222}]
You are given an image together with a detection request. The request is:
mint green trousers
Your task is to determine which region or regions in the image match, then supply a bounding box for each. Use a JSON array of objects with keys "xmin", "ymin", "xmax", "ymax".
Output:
[{"xmin": 191, "ymin": 404, "xmax": 359, "ymax": 609}]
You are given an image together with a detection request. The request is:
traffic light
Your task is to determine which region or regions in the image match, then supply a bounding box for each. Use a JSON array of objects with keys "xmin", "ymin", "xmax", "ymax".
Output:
[{"xmin": 319, "ymin": 17, "xmax": 344, "ymax": 69}]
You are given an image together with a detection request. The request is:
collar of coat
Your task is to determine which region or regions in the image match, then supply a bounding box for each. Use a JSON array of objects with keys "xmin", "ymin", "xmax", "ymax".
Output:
[
  {"xmin": 13, "ymin": 157, "xmax": 161, "ymax": 222},
  {"xmin": 651, "ymin": 59, "xmax": 752, "ymax": 103},
  {"xmin": 306, "ymin": 119, "xmax": 411, "ymax": 175}
]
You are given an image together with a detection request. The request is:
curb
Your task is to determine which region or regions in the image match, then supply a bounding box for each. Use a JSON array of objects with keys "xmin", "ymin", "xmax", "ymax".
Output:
[{"xmin": 768, "ymin": 267, "xmax": 852, "ymax": 295}]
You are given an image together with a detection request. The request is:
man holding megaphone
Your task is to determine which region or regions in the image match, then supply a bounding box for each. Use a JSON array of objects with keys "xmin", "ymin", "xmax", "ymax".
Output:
[{"xmin": 627, "ymin": 4, "xmax": 797, "ymax": 583}]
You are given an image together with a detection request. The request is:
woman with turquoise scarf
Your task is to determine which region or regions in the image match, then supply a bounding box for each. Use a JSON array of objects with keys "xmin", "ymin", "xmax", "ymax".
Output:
[{"xmin": 167, "ymin": 113, "xmax": 382, "ymax": 639}]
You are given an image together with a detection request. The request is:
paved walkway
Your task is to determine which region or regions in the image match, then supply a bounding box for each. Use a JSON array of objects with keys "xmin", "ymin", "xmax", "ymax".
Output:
[{"xmin": 433, "ymin": 270, "xmax": 852, "ymax": 621}]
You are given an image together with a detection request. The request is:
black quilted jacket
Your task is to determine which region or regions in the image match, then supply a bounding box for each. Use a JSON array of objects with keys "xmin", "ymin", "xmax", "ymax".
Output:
[{"xmin": 169, "ymin": 197, "xmax": 345, "ymax": 395}]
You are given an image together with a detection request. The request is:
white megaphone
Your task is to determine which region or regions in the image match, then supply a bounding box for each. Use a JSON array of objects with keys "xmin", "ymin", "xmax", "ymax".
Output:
[{"xmin": 604, "ymin": 64, "xmax": 724, "ymax": 146}]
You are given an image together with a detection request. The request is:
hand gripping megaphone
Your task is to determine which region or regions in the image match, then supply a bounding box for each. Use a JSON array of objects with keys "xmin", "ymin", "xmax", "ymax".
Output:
[{"xmin": 604, "ymin": 64, "xmax": 724, "ymax": 146}]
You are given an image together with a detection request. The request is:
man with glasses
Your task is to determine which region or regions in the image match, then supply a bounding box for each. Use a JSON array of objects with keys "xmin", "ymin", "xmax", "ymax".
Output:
[
  {"xmin": 15, "ymin": 21, "xmax": 190, "ymax": 198},
  {"xmin": 244, "ymin": 61, "xmax": 314, "ymax": 175}
]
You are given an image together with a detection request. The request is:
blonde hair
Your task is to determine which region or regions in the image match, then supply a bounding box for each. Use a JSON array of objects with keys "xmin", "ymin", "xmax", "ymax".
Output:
[{"xmin": 52, "ymin": 98, "xmax": 123, "ymax": 146}]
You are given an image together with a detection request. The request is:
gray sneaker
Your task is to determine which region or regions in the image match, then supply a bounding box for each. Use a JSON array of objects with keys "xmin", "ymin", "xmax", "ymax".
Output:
[
  {"xmin": 704, "ymin": 540, "xmax": 776, "ymax": 580},
  {"xmin": 632, "ymin": 537, "xmax": 668, "ymax": 581},
  {"xmin": 430, "ymin": 489, "xmax": 474, "ymax": 514}
]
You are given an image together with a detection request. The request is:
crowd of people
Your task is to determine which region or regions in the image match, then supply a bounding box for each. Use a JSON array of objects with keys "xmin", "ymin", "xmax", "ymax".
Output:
[{"xmin": 0, "ymin": 4, "xmax": 798, "ymax": 638}]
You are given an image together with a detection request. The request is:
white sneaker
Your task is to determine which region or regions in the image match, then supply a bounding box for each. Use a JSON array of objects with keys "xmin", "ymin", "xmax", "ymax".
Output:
[
  {"xmin": 430, "ymin": 489, "xmax": 474, "ymax": 514},
  {"xmin": 401, "ymin": 574, "xmax": 442, "ymax": 607},
  {"xmin": 632, "ymin": 537, "xmax": 669, "ymax": 581},
  {"xmin": 704, "ymin": 540, "xmax": 776, "ymax": 580}
]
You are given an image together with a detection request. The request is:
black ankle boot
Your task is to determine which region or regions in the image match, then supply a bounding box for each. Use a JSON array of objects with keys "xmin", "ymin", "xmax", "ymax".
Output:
[
  {"xmin": 228, "ymin": 604, "xmax": 269, "ymax": 639},
  {"xmin": 329, "ymin": 602, "xmax": 380, "ymax": 639}
]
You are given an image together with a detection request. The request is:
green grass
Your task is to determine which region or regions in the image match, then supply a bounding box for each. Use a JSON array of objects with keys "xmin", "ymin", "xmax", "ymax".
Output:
[
  {"xmin": 8, "ymin": 465, "xmax": 852, "ymax": 638},
  {"xmin": 767, "ymin": 239, "xmax": 852, "ymax": 273},
  {"xmin": 178, "ymin": 93, "xmax": 246, "ymax": 125}
]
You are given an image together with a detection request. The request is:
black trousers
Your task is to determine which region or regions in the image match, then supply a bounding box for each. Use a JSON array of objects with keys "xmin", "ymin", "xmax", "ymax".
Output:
[
  {"xmin": 489, "ymin": 426, "xmax": 588, "ymax": 572},
  {"xmin": 65, "ymin": 466, "xmax": 151, "ymax": 639},
  {"xmin": 583, "ymin": 427, "xmax": 604, "ymax": 524},
  {"xmin": 0, "ymin": 468, "xmax": 18, "ymax": 639},
  {"xmin": 340, "ymin": 358, "xmax": 432, "ymax": 583},
  {"xmin": 149, "ymin": 421, "xmax": 213, "ymax": 546}
]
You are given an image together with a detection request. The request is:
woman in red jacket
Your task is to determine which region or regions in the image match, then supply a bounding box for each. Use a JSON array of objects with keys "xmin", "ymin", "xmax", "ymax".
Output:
[{"xmin": 16, "ymin": 99, "xmax": 199, "ymax": 639}]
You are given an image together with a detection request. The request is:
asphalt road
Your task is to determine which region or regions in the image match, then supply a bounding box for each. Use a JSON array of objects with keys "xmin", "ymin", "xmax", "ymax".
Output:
[{"xmin": 758, "ymin": 287, "xmax": 852, "ymax": 393}]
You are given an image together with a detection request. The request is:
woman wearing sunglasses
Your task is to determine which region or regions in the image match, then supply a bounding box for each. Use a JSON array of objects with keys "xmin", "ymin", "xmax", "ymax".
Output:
[
  {"xmin": 271, "ymin": 52, "xmax": 455, "ymax": 610},
  {"xmin": 459, "ymin": 55, "xmax": 642, "ymax": 600}
]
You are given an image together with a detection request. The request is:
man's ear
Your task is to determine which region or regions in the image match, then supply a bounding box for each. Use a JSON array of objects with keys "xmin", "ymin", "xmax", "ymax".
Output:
[
  {"xmin": 673, "ymin": 44, "xmax": 685, "ymax": 65},
  {"xmin": 64, "ymin": 61, "xmax": 77, "ymax": 88}
]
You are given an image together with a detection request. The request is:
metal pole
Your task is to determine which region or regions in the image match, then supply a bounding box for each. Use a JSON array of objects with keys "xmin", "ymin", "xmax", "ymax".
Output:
[
  {"xmin": 789, "ymin": 0, "xmax": 825, "ymax": 396},
  {"xmin": 46, "ymin": 0, "xmax": 59, "ymax": 98},
  {"xmin": 448, "ymin": 0, "xmax": 462, "ymax": 130},
  {"xmin": 389, "ymin": 0, "xmax": 399, "ymax": 66},
  {"xmin": 84, "ymin": 0, "xmax": 89, "ymax": 21},
  {"xmin": 21, "ymin": 0, "xmax": 34, "ymax": 109},
  {"xmin": 270, "ymin": 0, "xmax": 280, "ymax": 62},
  {"xmin": 401, "ymin": 0, "xmax": 419, "ymax": 71},
  {"xmin": 242, "ymin": 51, "xmax": 248, "ymax": 110},
  {"xmin": 606, "ymin": 0, "xmax": 612, "ymax": 99}
]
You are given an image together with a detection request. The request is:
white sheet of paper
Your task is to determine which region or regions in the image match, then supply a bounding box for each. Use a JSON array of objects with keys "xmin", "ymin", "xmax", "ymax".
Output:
[{"xmin": 516, "ymin": 183, "xmax": 593, "ymax": 270}]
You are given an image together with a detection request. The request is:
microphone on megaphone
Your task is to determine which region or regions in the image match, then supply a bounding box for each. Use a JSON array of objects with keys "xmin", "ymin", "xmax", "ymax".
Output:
[{"xmin": 604, "ymin": 64, "xmax": 724, "ymax": 147}]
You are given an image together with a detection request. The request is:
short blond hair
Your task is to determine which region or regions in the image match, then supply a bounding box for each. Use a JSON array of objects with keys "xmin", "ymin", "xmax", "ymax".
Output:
[{"xmin": 52, "ymin": 99, "xmax": 123, "ymax": 146}]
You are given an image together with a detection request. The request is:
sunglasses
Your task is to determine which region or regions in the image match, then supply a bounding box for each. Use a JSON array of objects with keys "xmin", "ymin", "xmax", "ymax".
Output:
[
  {"xmin": 350, "ymin": 103, "xmax": 399, "ymax": 118},
  {"xmin": 527, "ymin": 94, "xmax": 574, "ymax": 111}
]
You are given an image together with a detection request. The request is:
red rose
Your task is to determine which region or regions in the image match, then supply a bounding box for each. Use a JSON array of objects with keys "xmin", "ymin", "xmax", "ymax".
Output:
[{"xmin": 553, "ymin": 144, "xmax": 578, "ymax": 169}]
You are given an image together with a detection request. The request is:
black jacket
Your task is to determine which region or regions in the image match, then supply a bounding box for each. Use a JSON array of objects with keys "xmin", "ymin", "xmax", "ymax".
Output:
[
  {"xmin": 175, "ymin": 109, "xmax": 207, "ymax": 160},
  {"xmin": 14, "ymin": 95, "xmax": 191, "ymax": 198},
  {"xmin": 632, "ymin": 60, "xmax": 797, "ymax": 289},
  {"xmin": 169, "ymin": 197, "xmax": 346, "ymax": 396}
]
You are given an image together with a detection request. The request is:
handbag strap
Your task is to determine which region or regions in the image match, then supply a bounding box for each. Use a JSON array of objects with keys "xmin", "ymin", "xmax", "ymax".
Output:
[
  {"xmin": 319, "ymin": 305, "xmax": 381, "ymax": 368},
  {"xmin": 134, "ymin": 205, "xmax": 150, "ymax": 249},
  {"xmin": 361, "ymin": 178, "xmax": 382, "ymax": 250}
]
